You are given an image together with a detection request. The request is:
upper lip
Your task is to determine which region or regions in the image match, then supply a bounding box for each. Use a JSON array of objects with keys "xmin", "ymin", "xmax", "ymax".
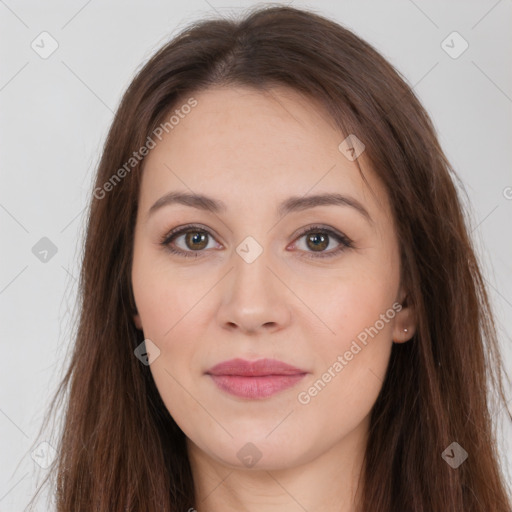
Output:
[{"xmin": 206, "ymin": 358, "xmax": 307, "ymax": 377}]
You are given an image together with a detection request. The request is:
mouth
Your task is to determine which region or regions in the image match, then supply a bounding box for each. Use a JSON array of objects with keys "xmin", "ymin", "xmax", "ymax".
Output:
[{"xmin": 205, "ymin": 358, "xmax": 308, "ymax": 399}]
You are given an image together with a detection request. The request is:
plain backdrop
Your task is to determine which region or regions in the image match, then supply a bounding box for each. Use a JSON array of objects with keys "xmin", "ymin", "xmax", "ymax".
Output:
[{"xmin": 1, "ymin": 0, "xmax": 511, "ymax": 509}]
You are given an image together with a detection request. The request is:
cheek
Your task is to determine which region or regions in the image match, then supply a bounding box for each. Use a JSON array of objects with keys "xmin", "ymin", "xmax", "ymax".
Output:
[
  {"xmin": 134, "ymin": 279, "xmax": 207, "ymax": 432},
  {"xmin": 295, "ymin": 275, "xmax": 396, "ymax": 424},
  {"xmin": 295, "ymin": 335, "xmax": 392, "ymax": 447},
  {"xmin": 312, "ymin": 270, "xmax": 397, "ymax": 348},
  {"xmin": 131, "ymin": 246, "xmax": 204, "ymax": 339},
  {"xmin": 131, "ymin": 255, "xmax": 208, "ymax": 403}
]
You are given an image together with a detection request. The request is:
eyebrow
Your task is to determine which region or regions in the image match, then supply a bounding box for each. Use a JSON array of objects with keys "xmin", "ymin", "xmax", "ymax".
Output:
[{"xmin": 147, "ymin": 191, "xmax": 373, "ymax": 224}]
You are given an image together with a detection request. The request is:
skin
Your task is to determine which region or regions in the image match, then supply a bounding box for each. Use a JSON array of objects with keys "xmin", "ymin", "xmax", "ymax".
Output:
[{"xmin": 131, "ymin": 85, "xmax": 416, "ymax": 512}]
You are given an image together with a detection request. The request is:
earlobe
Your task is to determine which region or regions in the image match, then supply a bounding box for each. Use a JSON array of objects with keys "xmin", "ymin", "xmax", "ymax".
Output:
[
  {"xmin": 393, "ymin": 325, "xmax": 416, "ymax": 343},
  {"xmin": 393, "ymin": 292, "xmax": 416, "ymax": 343}
]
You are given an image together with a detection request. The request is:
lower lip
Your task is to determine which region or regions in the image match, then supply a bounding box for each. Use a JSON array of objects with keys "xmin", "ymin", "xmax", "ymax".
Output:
[{"xmin": 208, "ymin": 374, "xmax": 306, "ymax": 399}]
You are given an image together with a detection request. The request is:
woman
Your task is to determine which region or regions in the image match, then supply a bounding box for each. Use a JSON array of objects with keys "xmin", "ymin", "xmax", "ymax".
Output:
[{"xmin": 29, "ymin": 5, "xmax": 512, "ymax": 511}]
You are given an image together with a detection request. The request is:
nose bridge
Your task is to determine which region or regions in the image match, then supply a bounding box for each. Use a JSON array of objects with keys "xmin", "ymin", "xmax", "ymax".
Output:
[
  {"xmin": 218, "ymin": 237, "xmax": 291, "ymax": 332},
  {"xmin": 231, "ymin": 238, "xmax": 279, "ymax": 305}
]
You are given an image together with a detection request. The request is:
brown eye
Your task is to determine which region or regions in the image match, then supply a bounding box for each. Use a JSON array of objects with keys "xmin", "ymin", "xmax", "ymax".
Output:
[
  {"xmin": 305, "ymin": 232, "xmax": 329, "ymax": 252},
  {"xmin": 160, "ymin": 225, "xmax": 218, "ymax": 258},
  {"xmin": 183, "ymin": 230, "xmax": 209, "ymax": 250},
  {"xmin": 292, "ymin": 225, "xmax": 353, "ymax": 259}
]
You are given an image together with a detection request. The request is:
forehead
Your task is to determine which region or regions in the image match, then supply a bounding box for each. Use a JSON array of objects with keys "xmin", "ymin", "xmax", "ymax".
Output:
[
  {"xmin": 139, "ymin": 85, "xmax": 391, "ymax": 223},
  {"xmin": 151, "ymin": 85, "xmax": 345, "ymax": 169}
]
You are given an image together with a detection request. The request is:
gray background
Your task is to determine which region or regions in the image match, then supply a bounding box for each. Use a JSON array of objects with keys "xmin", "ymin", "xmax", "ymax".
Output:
[{"xmin": 1, "ymin": 0, "xmax": 511, "ymax": 509}]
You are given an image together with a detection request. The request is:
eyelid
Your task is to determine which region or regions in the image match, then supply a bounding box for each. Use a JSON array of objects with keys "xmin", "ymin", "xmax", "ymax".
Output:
[{"xmin": 159, "ymin": 223, "xmax": 353, "ymax": 259}]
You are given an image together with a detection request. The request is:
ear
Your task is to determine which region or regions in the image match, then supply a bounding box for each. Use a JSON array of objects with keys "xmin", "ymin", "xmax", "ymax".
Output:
[
  {"xmin": 133, "ymin": 312, "xmax": 143, "ymax": 330},
  {"xmin": 392, "ymin": 290, "xmax": 416, "ymax": 344}
]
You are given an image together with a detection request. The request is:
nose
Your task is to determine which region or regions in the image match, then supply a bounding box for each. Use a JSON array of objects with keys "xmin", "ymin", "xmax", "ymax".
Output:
[{"xmin": 216, "ymin": 248, "xmax": 292, "ymax": 335}]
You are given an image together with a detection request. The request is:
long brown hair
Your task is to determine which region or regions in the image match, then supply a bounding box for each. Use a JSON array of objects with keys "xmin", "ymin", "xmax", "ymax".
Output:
[{"xmin": 27, "ymin": 5, "xmax": 511, "ymax": 511}]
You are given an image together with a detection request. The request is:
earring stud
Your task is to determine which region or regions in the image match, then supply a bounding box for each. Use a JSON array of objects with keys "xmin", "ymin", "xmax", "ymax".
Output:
[{"xmin": 404, "ymin": 328, "xmax": 408, "ymax": 333}]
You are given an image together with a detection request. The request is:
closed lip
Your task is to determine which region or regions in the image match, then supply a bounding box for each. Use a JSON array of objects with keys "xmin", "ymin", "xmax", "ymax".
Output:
[{"xmin": 206, "ymin": 358, "xmax": 307, "ymax": 377}]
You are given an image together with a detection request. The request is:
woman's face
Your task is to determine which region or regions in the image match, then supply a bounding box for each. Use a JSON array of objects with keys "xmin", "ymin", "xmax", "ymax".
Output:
[{"xmin": 131, "ymin": 85, "xmax": 415, "ymax": 472}]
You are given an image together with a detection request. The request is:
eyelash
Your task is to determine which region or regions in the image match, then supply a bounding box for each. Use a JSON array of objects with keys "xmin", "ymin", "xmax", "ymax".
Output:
[{"xmin": 159, "ymin": 224, "xmax": 354, "ymax": 260}]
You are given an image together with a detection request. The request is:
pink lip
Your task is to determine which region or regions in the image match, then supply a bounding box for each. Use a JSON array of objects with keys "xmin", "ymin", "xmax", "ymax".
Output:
[{"xmin": 206, "ymin": 358, "xmax": 307, "ymax": 399}]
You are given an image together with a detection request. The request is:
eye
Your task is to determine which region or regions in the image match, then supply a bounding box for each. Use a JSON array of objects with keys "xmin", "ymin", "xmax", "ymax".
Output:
[
  {"xmin": 159, "ymin": 224, "xmax": 219, "ymax": 258},
  {"xmin": 290, "ymin": 225, "xmax": 353, "ymax": 259},
  {"xmin": 159, "ymin": 224, "xmax": 353, "ymax": 259}
]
